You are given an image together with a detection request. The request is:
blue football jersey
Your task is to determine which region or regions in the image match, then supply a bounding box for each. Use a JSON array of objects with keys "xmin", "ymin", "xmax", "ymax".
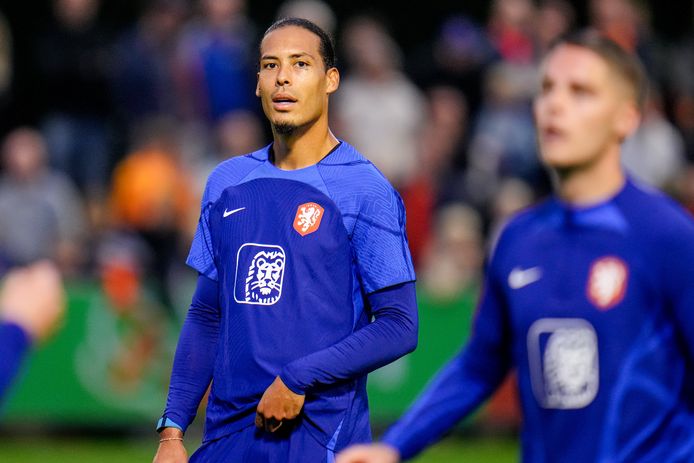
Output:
[
  {"xmin": 185, "ymin": 141, "xmax": 415, "ymax": 448},
  {"xmin": 384, "ymin": 178, "xmax": 694, "ymax": 462}
]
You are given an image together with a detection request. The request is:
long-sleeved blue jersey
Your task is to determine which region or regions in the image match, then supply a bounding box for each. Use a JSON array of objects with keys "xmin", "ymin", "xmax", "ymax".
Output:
[
  {"xmin": 383, "ymin": 178, "xmax": 694, "ymax": 462},
  {"xmin": 159, "ymin": 141, "xmax": 417, "ymax": 451},
  {"xmin": 0, "ymin": 322, "xmax": 31, "ymax": 407}
]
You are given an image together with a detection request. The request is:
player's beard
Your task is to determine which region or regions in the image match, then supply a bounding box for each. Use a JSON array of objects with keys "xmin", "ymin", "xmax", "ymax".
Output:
[{"xmin": 273, "ymin": 122, "xmax": 298, "ymax": 135}]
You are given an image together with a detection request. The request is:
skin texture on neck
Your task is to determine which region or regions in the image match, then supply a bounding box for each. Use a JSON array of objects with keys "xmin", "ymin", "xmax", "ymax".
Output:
[
  {"xmin": 553, "ymin": 142, "xmax": 626, "ymax": 206},
  {"xmin": 271, "ymin": 121, "xmax": 339, "ymax": 170}
]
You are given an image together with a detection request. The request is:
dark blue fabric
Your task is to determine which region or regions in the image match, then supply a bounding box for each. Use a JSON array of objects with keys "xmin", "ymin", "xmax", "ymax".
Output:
[
  {"xmin": 383, "ymin": 178, "xmax": 694, "ymax": 462},
  {"xmin": 0, "ymin": 322, "xmax": 31, "ymax": 408}
]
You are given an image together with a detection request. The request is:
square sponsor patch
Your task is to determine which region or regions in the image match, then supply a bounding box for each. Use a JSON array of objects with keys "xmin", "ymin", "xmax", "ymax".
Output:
[
  {"xmin": 234, "ymin": 243, "xmax": 286, "ymax": 305},
  {"xmin": 527, "ymin": 318, "xmax": 599, "ymax": 409}
]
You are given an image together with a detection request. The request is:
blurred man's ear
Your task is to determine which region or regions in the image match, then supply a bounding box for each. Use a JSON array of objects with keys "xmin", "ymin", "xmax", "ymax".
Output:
[{"xmin": 616, "ymin": 101, "xmax": 641, "ymax": 142}]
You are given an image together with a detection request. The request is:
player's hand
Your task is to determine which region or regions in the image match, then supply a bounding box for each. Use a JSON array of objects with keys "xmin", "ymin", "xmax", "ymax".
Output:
[
  {"xmin": 0, "ymin": 260, "xmax": 65, "ymax": 342},
  {"xmin": 256, "ymin": 376, "xmax": 305, "ymax": 432},
  {"xmin": 153, "ymin": 428, "xmax": 187, "ymax": 463},
  {"xmin": 336, "ymin": 443, "xmax": 401, "ymax": 463}
]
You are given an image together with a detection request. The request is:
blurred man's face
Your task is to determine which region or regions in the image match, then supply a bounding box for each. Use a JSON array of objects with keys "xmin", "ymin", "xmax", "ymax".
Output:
[
  {"xmin": 256, "ymin": 26, "xmax": 338, "ymax": 135},
  {"xmin": 534, "ymin": 44, "xmax": 637, "ymax": 172}
]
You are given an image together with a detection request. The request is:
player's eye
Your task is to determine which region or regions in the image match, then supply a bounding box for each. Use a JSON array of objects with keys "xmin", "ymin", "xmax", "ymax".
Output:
[
  {"xmin": 262, "ymin": 62, "xmax": 277, "ymax": 69},
  {"xmin": 295, "ymin": 61, "xmax": 308, "ymax": 68}
]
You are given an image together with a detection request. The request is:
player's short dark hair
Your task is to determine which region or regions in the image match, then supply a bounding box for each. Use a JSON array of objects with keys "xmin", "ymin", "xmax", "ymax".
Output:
[
  {"xmin": 261, "ymin": 17, "xmax": 337, "ymax": 71},
  {"xmin": 548, "ymin": 29, "xmax": 648, "ymax": 110}
]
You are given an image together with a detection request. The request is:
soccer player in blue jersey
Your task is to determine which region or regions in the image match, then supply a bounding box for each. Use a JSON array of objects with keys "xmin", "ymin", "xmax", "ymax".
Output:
[
  {"xmin": 0, "ymin": 262, "xmax": 65, "ymax": 407},
  {"xmin": 338, "ymin": 31, "xmax": 694, "ymax": 463},
  {"xmin": 153, "ymin": 17, "xmax": 418, "ymax": 463}
]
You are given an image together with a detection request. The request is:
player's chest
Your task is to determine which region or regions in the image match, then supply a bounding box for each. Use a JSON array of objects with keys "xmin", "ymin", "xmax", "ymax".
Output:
[{"xmin": 500, "ymin": 229, "xmax": 657, "ymax": 334}]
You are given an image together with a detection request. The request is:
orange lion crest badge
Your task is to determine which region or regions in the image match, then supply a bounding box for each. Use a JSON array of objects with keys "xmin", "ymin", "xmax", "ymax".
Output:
[{"xmin": 293, "ymin": 202, "xmax": 324, "ymax": 236}]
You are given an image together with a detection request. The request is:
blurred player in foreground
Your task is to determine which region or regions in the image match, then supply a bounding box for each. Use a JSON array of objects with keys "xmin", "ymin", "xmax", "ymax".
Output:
[
  {"xmin": 153, "ymin": 17, "xmax": 417, "ymax": 463},
  {"xmin": 0, "ymin": 261, "xmax": 65, "ymax": 405},
  {"xmin": 338, "ymin": 31, "xmax": 694, "ymax": 463}
]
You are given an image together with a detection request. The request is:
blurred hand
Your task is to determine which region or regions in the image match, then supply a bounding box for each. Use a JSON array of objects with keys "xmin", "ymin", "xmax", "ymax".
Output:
[
  {"xmin": 153, "ymin": 428, "xmax": 187, "ymax": 463},
  {"xmin": 336, "ymin": 443, "xmax": 401, "ymax": 463},
  {"xmin": 0, "ymin": 261, "xmax": 65, "ymax": 342},
  {"xmin": 255, "ymin": 376, "xmax": 305, "ymax": 432}
]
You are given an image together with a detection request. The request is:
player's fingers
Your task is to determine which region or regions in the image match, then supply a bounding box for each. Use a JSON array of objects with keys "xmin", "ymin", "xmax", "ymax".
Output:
[
  {"xmin": 265, "ymin": 418, "xmax": 283, "ymax": 433},
  {"xmin": 255, "ymin": 413, "xmax": 264, "ymax": 429}
]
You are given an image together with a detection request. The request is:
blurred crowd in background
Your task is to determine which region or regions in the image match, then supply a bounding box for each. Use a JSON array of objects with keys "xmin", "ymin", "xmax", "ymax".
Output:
[{"xmin": 1, "ymin": 0, "xmax": 694, "ymax": 430}]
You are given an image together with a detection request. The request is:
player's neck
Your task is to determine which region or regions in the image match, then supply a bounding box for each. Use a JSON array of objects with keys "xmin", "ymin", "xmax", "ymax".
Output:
[
  {"xmin": 271, "ymin": 120, "xmax": 338, "ymax": 170},
  {"xmin": 553, "ymin": 148, "xmax": 626, "ymax": 207}
]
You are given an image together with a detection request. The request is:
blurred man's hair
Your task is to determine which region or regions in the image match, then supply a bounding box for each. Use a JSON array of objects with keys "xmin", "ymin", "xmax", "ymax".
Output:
[
  {"xmin": 261, "ymin": 17, "xmax": 337, "ymax": 70},
  {"xmin": 548, "ymin": 29, "xmax": 648, "ymax": 110}
]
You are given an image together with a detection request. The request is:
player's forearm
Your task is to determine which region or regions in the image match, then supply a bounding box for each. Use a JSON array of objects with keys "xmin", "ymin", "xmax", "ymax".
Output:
[
  {"xmin": 161, "ymin": 275, "xmax": 220, "ymax": 431},
  {"xmin": 0, "ymin": 322, "xmax": 31, "ymax": 405},
  {"xmin": 280, "ymin": 282, "xmax": 418, "ymax": 393},
  {"xmin": 381, "ymin": 347, "xmax": 505, "ymax": 460}
]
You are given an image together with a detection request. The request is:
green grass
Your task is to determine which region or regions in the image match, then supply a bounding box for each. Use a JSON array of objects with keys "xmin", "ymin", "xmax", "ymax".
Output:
[{"xmin": 0, "ymin": 435, "xmax": 518, "ymax": 462}]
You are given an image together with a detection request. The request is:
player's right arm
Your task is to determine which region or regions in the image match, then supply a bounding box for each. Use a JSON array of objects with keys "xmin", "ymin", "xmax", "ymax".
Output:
[
  {"xmin": 338, "ymin": 255, "xmax": 513, "ymax": 462},
  {"xmin": 154, "ymin": 274, "xmax": 220, "ymax": 463}
]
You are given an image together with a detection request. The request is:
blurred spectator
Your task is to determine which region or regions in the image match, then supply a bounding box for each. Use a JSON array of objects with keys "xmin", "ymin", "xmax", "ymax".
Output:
[
  {"xmin": 487, "ymin": 176, "xmax": 535, "ymax": 248},
  {"xmin": 407, "ymin": 15, "xmax": 496, "ymax": 118},
  {"xmin": 94, "ymin": 233, "xmax": 170, "ymax": 392},
  {"xmin": 192, "ymin": 109, "xmax": 264, "ymax": 193},
  {"xmin": 176, "ymin": 0, "xmax": 257, "ymax": 124},
  {"xmin": 108, "ymin": 116, "xmax": 197, "ymax": 313},
  {"xmin": 111, "ymin": 0, "xmax": 188, "ymax": 126},
  {"xmin": 673, "ymin": 93, "xmax": 694, "ymax": 162},
  {"xmin": 418, "ymin": 203, "xmax": 484, "ymax": 301},
  {"xmin": 487, "ymin": 0, "xmax": 536, "ymax": 65},
  {"xmin": 335, "ymin": 16, "xmax": 425, "ymax": 188},
  {"xmin": 622, "ymin": 87, "xmax": 686, "ymax": 189},
  {"xmin": 465, "ymin": 62, "xmax": 540, "ymax": 209},
  {"xmin": 34, "ymin": 0, "xmax": 114, "ymax": 197},
  {"xmin": 0, "ymin": 261, "xmax": 65, "ymax": 406},
  {"xmin": 401, "ymin": 86, "xmax": 470, "ymax": 266},
  {"xmin": 0, "ymin": 11, "xmax": 12, "ymax": 128},
  {"xmin": 535, "ymin": 0, "xmax": 575, "ymax": 55},
  {"xmin": 276, "ymin": 0, "xmax": 336, "ymax": 36},
  {"xmin": 0, "ymin": 128, "xmax": 87, "ymax": 274}
]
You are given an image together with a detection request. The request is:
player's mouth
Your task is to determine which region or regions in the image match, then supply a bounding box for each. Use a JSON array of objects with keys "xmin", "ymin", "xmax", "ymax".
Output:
[
  {"xmin": 271, "ymin": 94, "xmax": 298, "ymax": 111},
  {"xmin": 540, "ymin": 125, "xmax": 566, "ymax": 144}
]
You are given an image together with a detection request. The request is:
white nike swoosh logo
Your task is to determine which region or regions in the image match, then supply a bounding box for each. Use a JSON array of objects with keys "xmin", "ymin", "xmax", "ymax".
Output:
[
  {"xmin": 223, "ymin": 207, "xmax": 246, "ymax": 218},
  {"xmin": 508, "ymin": 266, "xmax": 542, "ymax": 289}
]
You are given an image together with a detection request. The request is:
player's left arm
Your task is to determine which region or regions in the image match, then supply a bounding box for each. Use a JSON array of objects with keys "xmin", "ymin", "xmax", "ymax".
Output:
[
  {"xmin": 661, "ymin": 217, "xmax": 694, "ymax": 360},
  {"xmin": 256, "ymin": 282, "xmax": 417, "ymax": 428}
]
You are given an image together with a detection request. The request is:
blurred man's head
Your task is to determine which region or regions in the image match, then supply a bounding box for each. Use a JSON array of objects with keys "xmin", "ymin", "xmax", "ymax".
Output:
[
  {"xmin": 534, "ymin": 31, "xmax": 645, "ymax": 172},
  {"xmin": 2, "ymin": 128, "xmax": 48, "ymax": 181}
]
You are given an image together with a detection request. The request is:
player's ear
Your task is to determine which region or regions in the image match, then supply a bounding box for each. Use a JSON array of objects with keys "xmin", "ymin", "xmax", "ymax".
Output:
[
  {"xmin": 325, "ymin": 67, "xmax": 339, "ymax": 95},
  {"xmin": 255, "ymin": 72, "xmax": 261, "ymax": 98},
  {"xmin": 615, "ymin": 101, "xmax": 641, "ymax": 141}
]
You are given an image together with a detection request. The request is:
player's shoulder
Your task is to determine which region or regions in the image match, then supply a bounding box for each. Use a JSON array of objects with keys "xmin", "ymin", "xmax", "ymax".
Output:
[
  {"xmin": 318, "ymin": 141, "xmax": 400, "ymax": 201},
  {"xmin": 619, "ymin": 178, "xmax": 694, "ymax": 242},
  {"xmin": 203, "ymin": 146, "xmax": 269, "ymax": 204}
]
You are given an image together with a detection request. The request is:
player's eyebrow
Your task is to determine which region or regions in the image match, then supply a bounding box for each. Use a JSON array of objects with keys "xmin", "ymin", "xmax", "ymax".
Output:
[{"xmin": 261, "ymin": 52, "xmax": 316, "ymax": 61}]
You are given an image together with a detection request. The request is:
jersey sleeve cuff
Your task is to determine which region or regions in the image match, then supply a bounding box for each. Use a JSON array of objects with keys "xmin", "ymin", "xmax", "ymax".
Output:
[
  {"xmin": 156, "ymin": 416, "xmax": 184, "ymax": 433},
  {"xmin": 278, "ymin": 369, "xmax": 306, "ymax": 395}
]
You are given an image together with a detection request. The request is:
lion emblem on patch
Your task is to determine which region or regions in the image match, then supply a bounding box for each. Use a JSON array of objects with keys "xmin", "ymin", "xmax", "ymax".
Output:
[
  {"xmin": 293, "ymin": 202, "xmax": 324, "ymax": 236},
  {"xmin": 234, "ymin": 244, "xmax": 286, "ymax": 305}
]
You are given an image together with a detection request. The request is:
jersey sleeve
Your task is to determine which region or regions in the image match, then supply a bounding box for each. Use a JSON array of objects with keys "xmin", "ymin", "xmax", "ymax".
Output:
[
  {"xmin": 0, "ymin": 322, "xmax": 31, "ymax": 407},
  {"xmin": 186, "ymin": 181, "xmax": 218, "ymax": 281},
  {"xmin": 279, "ymin": 281, "xmax": 418, "ymax": 393},
  {"xmin": 352, "ymin": 184, "xmax": 415, "ymax": 293},
  {"xmin": 380, "ymin": 250, "xmax": 513, "ymax": 460},
  {"xmin": 660, "ymin": 215, "xmax": 694, "ymax": 361}
]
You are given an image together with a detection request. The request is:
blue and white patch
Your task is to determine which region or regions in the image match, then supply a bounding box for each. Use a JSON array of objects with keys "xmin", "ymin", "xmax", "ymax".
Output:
[
  {"xmin": 234, "ymin": 243, "xmax": 286, "ymax": 305},
  {"xmin": 527, "ymin": 318, "xmax": 599, "ymax": 409}
]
